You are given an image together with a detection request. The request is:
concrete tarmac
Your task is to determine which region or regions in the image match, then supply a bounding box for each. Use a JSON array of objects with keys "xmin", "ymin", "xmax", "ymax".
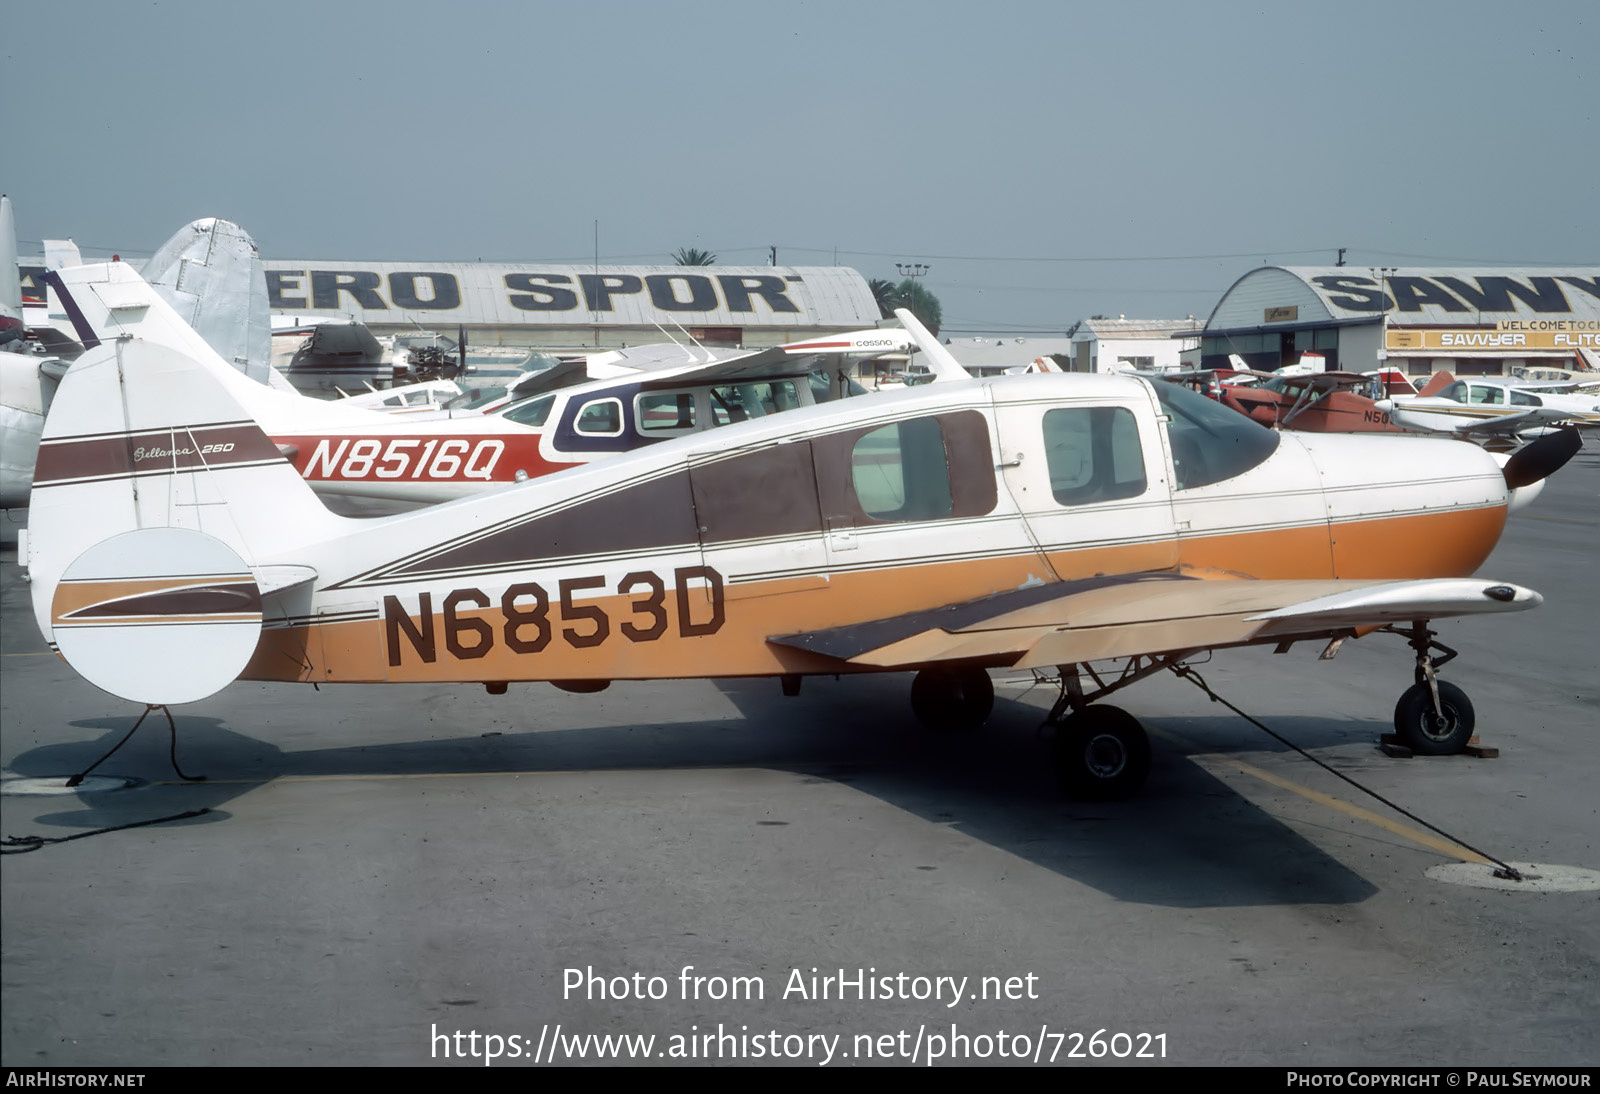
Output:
[{"xmin": 2, "ymin": 450, "xmax": 1597, "ymax": 1068}]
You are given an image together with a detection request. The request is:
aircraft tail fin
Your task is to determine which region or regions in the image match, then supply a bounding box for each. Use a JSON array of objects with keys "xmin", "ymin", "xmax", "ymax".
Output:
[
  {"xmin": 27, "ymin": 337, "xmax": 348, "ymax": 702},
  {"xmin": 1416, "ymin": 370, "xmax": 1454, "ymax": 397},
  {"xmin": 45, "ymin": 261, "xmax": 296, "ymax": 426},
  {"xmin": 143, "ymin": 218, "xmax": 272, "ymax": 385},
  {"xmin": 0, "ymin": 196, "xmax": 20, "ymax": 320}
]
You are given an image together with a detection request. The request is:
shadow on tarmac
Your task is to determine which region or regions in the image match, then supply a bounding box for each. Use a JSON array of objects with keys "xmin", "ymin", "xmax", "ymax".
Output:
[{"xmin": 5, "ymin": 672, "xmax": 1382, "ymax": 909}]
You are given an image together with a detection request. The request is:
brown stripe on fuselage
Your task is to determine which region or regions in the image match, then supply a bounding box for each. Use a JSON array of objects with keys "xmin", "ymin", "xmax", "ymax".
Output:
[
  {"xmin": 235, "ymin": 504, "xmax": 1509, "ymax": 686},
  {"xmin": 35, "ymin": 423, "xmax": 285, "ymax": 487}
]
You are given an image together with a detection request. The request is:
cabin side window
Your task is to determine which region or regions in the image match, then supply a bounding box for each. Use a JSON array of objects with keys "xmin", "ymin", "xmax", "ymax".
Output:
[
  {"xmin": 850, "ymin": 417, "xmax": 954, "ymax": 522},
  {"xmin": 710, "ymin": 380, "xmax": 802, "ymax": 425},
  {"xmin": 1042, "ymin": 407, "xmax": 1146, "ymax": 505},
  {"xmin": 636, "ymin": 391, "xmax": 698, "ymax": 434}
]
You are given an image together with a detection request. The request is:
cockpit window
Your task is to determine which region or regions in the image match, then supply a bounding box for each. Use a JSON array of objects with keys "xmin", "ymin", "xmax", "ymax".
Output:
[
  {"xmin": 1152, "ymin": 380, "xmax": 1279, "ymax": 490},
  {"xmin": 574, "ymin": 398, "xmax": 623, "ymax": 435},
  {"xmin": 1468, "ymin": 385, "xmax": 1504, "ymax": 405},
  {"xmin": 1509, "ymin": 390, "xmax": 1542, "ymax": 407},
  {"xmin": 502, "ymin": 394, "xmax": 556, "ymax": 427}
]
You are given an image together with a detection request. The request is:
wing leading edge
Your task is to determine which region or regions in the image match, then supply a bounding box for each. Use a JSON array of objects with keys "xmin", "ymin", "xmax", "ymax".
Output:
[{"xmin": 769, "ymin": 575, "xmax": 1541, "ymax": 670}]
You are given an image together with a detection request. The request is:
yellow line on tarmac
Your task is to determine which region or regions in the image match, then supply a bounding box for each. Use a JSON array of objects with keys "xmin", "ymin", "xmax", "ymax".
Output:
[
  {"xmin": 1, "ymin": 652, "xmax": 57, "ymax": 657},
  {"xmin": 149, "ymin": 768, "xmax": 692, "ymax": 787},
  {"xmin": 1148, "ymin": 726, "xmax": 1492, "ymax": 865},
  {"xmin": 152, "ymin": 770, "xmax": 554, "ymax": 787}
]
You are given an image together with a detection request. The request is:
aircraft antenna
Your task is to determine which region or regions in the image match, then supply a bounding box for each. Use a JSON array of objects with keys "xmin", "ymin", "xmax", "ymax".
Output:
[{"xmin": 674, "ymin": 319, "xmax": 712, "ymax": 361}]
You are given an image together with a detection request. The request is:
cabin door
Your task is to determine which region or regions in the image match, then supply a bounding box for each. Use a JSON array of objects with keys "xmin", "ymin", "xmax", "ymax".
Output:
[{"xmin": 987, "ymin": 389, "xmax": 1179, "ymax": 581}]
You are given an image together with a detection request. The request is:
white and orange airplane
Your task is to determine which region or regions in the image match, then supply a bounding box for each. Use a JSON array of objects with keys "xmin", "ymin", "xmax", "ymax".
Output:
[
  {"xmin": 42, "ymin": 261, "xmax": 924, "ymax": 504},
  {"xmin": 23, "ymin": 271, "xmax": 1582, "ymax": 797}
]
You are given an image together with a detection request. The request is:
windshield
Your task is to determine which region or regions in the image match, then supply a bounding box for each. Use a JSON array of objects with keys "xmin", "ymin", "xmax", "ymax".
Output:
[{"xmin": 1152, "ymin": 380, "xmax": 1280, "ymax": 489}]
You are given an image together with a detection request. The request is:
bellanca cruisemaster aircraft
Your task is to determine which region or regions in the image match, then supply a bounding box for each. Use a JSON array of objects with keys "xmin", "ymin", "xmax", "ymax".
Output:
[
  {"xmin": 24, "ymin": 324, "xmax": 1580, "ymax": 797},
  {"xmin": 40, "ymin": 261, "xmax": 921, "ymax": 505}
]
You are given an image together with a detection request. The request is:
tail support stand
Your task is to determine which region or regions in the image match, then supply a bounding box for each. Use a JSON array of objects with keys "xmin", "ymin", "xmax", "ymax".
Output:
[{"xmin": 66, "ymin": 705, "xmax": 206, "ymax": 788}]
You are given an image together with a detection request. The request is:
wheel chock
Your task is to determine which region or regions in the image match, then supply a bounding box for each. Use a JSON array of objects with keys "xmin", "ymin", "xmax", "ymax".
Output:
[
  {"xmin": 1379, "ymin": 733, "xmax": 1497, "ymax": 759},
  {"xmin": 1379, "ymin": 734, "xmax": 1414, "ymax": 758}
]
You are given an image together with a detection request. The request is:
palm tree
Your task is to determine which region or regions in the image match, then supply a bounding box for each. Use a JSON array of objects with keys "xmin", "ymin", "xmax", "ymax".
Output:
[
  {"xmin": 672, "ymin": 247, "xmax": 717, "ymax": 266},
  {"xmin": 868, "ymin": 278, "xmax": 899, "ymax": 318},
  {"xmin": 890, "ymin": 278, "xmax": 942, "ymax": 337}
]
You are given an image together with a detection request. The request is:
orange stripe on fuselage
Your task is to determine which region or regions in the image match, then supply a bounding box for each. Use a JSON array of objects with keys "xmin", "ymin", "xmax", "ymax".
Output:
[{"xmin": 238, "ymin": 503, "xmax": 1509, "ymax": 686}]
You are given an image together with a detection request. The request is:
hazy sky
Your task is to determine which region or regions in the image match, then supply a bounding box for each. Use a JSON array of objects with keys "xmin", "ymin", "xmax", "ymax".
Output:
[{"xmin": 5, "ymin": 0, "xmax": 1595, "ymax": 333}]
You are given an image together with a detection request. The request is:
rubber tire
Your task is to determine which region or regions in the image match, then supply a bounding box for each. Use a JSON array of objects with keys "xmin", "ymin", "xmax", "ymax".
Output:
[
  {"xmin": 1393, "ymin": 681, "xmax": 1475, "ymax": 755},
  {"xmin": 1052, "ymin": 705, "xmax": 1152, "ymax": 801},
  {"xmin": 909, "ymin": 667, "xmax": 995, "ymax": 732}
]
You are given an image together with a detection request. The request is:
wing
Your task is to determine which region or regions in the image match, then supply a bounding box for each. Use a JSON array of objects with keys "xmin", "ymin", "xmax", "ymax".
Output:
[
  {"xmin": 769, "ymin": 573, "xmax": 1540, "ymax": 670},
  {"xmin": 1387, "ymin": 403, "xmax": 1543, "ymax": 437}
]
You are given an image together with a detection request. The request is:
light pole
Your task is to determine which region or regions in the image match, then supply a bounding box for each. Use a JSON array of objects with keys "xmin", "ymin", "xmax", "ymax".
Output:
[{"xmin": 893, "ymin": 263, "xmax": 932, "ymax": 386}]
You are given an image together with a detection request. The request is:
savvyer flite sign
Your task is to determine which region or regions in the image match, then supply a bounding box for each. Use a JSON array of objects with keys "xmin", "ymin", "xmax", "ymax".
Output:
[{"xmin": 1387, "ymin": 329, "xmax": 1600, "ymax": 351}]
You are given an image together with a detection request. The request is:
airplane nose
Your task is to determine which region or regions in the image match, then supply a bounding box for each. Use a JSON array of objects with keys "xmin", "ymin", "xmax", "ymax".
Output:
[{"xmin": 1506, "ymin": 478, "xmax": 1546, "ymax": 513}]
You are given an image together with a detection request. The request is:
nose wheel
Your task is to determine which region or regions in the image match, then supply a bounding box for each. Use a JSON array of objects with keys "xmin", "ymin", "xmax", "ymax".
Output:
[
  {"xmin": 1394, "ymin": 680, "xmax": 1476, "ymax": 755},
  {"xmin": 1389, "ymin": 622, "xmax": 1476, "ymax": 755}
]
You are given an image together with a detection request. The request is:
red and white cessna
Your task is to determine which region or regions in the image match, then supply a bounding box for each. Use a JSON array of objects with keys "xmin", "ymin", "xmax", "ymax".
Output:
[{"xmin": 44, "ymin": 261, "xmax": 924, "ymax": 503}]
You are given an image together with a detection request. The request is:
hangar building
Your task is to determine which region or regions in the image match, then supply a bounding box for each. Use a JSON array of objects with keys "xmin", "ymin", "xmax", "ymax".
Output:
[
  {"xmin": 1196, "ymin": 267, "xmax": 1600, "ymax": 377},
  {"xmin": 259, "ymin": 262, "xmax": 882, "ymax": 351}
]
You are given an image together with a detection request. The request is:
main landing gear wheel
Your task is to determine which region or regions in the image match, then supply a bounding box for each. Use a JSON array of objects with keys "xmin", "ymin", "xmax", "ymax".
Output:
[
  {"xmin": 1393, "ymin": 681, "xmax": 1475, "ymax": 755},
  {"xmin": 909, "ymin": 667, "xmax": 994, "ymax": 732},
  {"xmin": 1052, "ymin": 705, "xmax": 1151, "ymax": 801}
]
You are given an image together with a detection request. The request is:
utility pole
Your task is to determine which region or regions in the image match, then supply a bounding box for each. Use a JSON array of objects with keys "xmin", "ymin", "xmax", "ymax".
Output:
[
  {"xmin": 769, "ymin": 245, "xmax": 777, "ymax": 267},
  {"xmin": 1337, "ymin": 247, "xmax": 1346, "ymax": 267}
]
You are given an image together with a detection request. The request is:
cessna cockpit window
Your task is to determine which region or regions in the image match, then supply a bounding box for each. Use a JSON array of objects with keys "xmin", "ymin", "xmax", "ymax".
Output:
[
  {"xmin": 575, "ymin": 398, "xmax": 624, "ymax": 436},
  {"xmin": 1043, "ymin": 407, "xmax": 1146, "ymax": 505},
  {"xmin": 1152, "ymin": 380, "xmax": 1279, "ymax": 490},
  {"xmin": 851, "ymin": 417, "xmax": 953, "ymax": 522},
  {"xmin": 502, "ymin": 394, "xmax": 556, "ymax": 427}
]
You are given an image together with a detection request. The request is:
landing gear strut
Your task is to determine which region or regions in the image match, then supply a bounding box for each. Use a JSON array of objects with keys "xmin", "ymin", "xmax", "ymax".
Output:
[
  {"xmin": 1039, "ymin": 660, "xmax": 1176, "ymax": 799},
  {"xmin": 1388, "ymin": 622, "xmax": 1476, "ymax": 755}
]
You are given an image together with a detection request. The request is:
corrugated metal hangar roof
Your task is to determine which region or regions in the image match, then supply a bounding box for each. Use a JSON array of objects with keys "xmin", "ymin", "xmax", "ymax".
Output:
[
  {"xmin": 259, "ymin": 263, "xmax": 881, "ymax": 329},
  {"xmin": 1208, "ymin": 266, "xmax": 1600, "ymax": 329}
]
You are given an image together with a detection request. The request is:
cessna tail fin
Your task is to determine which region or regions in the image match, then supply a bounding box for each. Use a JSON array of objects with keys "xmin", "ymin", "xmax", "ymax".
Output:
[{"xmin": 28, "ymin": 337, "xmax": 345, "ymax": 704}]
